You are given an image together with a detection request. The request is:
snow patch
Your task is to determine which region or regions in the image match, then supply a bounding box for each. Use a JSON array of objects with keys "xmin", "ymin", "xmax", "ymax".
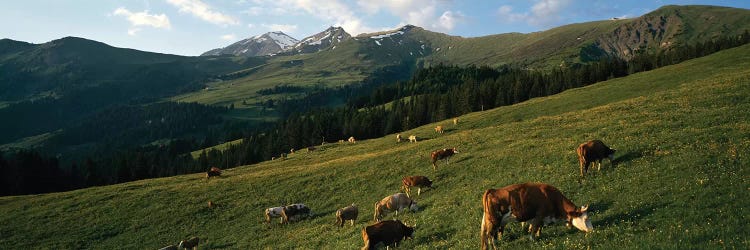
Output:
[
  {"xmin": 370, "ymin": 31, "xmax": 403, "ymax": 39},
  {"xmin": 267, "ymin": 32, "xmax": 298, "ymax": 49},
  {"xmin": 421, "ymin": 44, "xmax": 425, "ymax": 50},
  {"xmin": 375, "ymin": 40, "xmax": 381, "ymax": 46}
]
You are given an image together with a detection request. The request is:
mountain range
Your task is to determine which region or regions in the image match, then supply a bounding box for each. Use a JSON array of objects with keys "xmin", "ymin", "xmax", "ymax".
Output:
[{"xmin": 1, "ymin": 5, "xmax": 749, "ymax": 160}]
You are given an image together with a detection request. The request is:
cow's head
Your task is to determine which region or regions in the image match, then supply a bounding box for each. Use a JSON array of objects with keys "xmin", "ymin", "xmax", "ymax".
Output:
[
  {"xmin": 608, "ymin": 149, "xmax": 616, "ymax": 162},
  {"xmin": 409, "ymin": 200, "xmax": 419, "ymax": 212},
  {"xmin": 400, "ymin": 221, "xmax": 416, "ymax": 239},
  {"xmin": 425, "ymin": 178, "xmax": 433, "ymax": 188},
  {"xmin": 569, "ymin": 205, "xmax": 593, "ymax": 232},
  {"xmin": 451, "ymin": 147, "xmax": 459, "ymax": 154}
]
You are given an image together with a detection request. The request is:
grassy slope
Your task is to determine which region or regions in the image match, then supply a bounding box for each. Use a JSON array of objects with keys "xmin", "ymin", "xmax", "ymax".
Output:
[{"xmin": 2, "ymin": 45, "xmax": 749, "ymax": 249}]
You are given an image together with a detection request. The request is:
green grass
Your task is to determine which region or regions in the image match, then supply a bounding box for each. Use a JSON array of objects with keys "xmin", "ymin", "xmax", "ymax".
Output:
[
  {"xmin": 190, "ymin": 139, "xmax": 245, "ymax": 159},
  {"xmin": 2, "ymin": 44, "xmax": 749, "ymax": 249}
]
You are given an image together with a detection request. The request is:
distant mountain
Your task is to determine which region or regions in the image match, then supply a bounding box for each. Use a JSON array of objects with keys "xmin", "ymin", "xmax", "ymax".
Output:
[
  {"xmin": 201, "ymin": 31, "xmax": 299, "ymax": 57},
  {"xmin": 286, "ymin": 26, "xmax": 351, "ymax": 54}
]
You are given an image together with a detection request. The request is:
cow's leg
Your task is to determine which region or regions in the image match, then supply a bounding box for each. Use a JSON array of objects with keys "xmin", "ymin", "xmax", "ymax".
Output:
[
  {"xmin": 417, "ymin": 187, "xmax": 422, "ymax": 196},
  {"xmin": 350, "ymin": 219, "xmax": 355, "ymax": 226},
  {"xmin": 528, "ymin": 217, "xmax": 543, "ymax": 241},
  {"xmin": 597, "ymin": 160, "xmax": 602, "ymax": 171},
  {"xmin": 579, "ymin": 159, "xmax": 586, "ymax": 177}
]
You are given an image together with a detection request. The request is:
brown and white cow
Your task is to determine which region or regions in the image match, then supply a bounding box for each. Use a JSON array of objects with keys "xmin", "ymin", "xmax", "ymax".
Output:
[
  {"xmin": 430, "ymin": 148, "xmax": 458, "ymax": 171},
  {"xmin": 577, "ymin": 140, "xmax": 616, "ymax": 177},
  {"xmin": 264, "ymin": 206, "xmax": 285, "ymax": 224},
  {"xmin": 374, "ymin": 193, "xmax": 418, "ymax": 222},
  {"xmin": 480, "ymin": 183, "xmax": 592, "ymax": 250},
  {"xmin": 361, "ymin": 220, "xmax": 415, "ymax": 250},
  {"xmin": 435, "ymin": 125, "xmax": 444, "ymax": 134},
  {"xmin": 336, "ymin": 204, "xmax": 359, "ymax": 227},
  {"xmin": 281, "ymin": 203, "xmax": 311, "ymax": 224},
  {"xmin": 178, "ymin": 237, "xmax": 200, "ymax": 250},
  {"xmin": 206, "ymin": 167, "xmax": 221, "ymax": 179},
  {"xmin": 396, "ymin": 134, "xmax": 402, "ymax": 143},
  {"xmin": 349, "ymin": 136, "xmax": 357, "ymax": 143},
  {"xmin": 401, "ymin": 176, "xmax": 433, "ymax": 197}
]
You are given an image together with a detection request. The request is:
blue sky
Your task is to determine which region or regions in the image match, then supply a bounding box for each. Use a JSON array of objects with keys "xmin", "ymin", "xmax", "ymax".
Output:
[{"xmin": 1, "ymin": 0, "xmax": 748, "ymax": 56}]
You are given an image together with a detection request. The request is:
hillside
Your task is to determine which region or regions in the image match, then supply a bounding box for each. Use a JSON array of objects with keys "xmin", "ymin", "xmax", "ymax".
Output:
[
  {"xmin": 1, "ymin": 43, "xmax": 748, "ymax": 249},
  {"xmin": 172, "ymin": 5, "xmax": 750, "ymax": 111}
]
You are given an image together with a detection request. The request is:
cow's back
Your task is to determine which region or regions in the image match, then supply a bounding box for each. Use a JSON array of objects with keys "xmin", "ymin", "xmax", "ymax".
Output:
[{"xmin": 500, "ymin": 183, "xmax": 565, "ymax": 221}]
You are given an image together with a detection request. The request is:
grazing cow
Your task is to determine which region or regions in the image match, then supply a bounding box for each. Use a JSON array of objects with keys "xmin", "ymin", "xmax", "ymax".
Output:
[
  {"xmin": 208, "ymin": 201, "xmax": 214, "ymax": 209},
  {"xmin": 396, "ymin": 134, "xmax": 402, "ymax": 143},
  {"xmin": 290, "ymin": 148, "xmax": 295, "ymax": 154},
  {"xmin": 282, "ymin": 203, "xmax": 311, "ymax": 224},
  {"xmin": 453, "ymin": 118, "xmax": 458, "ymax": 125},
  {"xmin": 401, "ymin": 176, "xmax": 433, "ymax": 197},
  {"xmin": 361, "ymin": 220, "xmax": 415, "ymax": 250},
  {"xmin": 336, "ymin": 204, "xmax": 359, "ymax": 227},
  {"xmin": 349, "ymin": 136, "xmax": 357, "ymax": 143},
  {"xmin": 577, "ymin": 140, "xmax": 616, "ymax": 177},
  {"xmin": 178, "ymin": 237, "xmax": 199, "ymax": 250},
  {"xmin": 265, "ymin": 206, "xmax": 284, "ymax": 224},
  {"xmin": 408, "ymin": 135, "xmax": 418, "ymax": 143},
  {"xmin": 339, "ymin": 139, "xmax": 345, "ymax": 143},
  {"xmin": 480, "ymin": 183, "xmax": 592, "ymax": 250},
  {"xmin": 430, "ymin": 148, "xmax": 459, "ymax": 171},
  {"xmin": 435, "ymin": 125, "xmax": 444, "ymax": 134},
  {"xmin": 374, "ymin": 193, "xmax": 418, "ymax": 222},
  {"xmin": 206, "ymin": 167, "xmax": 221, "ymax": 179}
]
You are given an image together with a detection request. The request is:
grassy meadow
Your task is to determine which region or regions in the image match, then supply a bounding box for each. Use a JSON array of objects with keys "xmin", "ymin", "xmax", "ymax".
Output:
[{"xmin": 1, "ymin": 44, "xmax": 749, "ymax": 249}]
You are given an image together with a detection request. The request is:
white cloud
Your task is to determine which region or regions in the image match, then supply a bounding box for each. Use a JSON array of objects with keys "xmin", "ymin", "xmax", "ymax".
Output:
[
  {"xmin": 221, "ymin": 34, "xmax": 237, "ymax": 40},
  {"xmin": 272, "ymin": 0, "xmax": 378, "ymax": 36},
  {"xmin": 496, "ymin": 0, "xmax": 571, "ymax": 28},
  {"xmin": 113, "ymin": 8, "xmax": 171, "ymax": 28},
  {"xmin": 438, "ymin": 11, "xmax": 463, "ymax": 30},
  {"xmin": 262, "ymin": 23, "xmax": 298, "ymax": 33},
  {"xmin": 355, "ymin": 0, "xmax": 461, "ymax": 32},
  {"xmin": 113, "ymin": 7, "xmax": 171, "ymax": 35},
  {"xmin": 166, "ymin": 0, "xmax": 239, "ymax": 26}
]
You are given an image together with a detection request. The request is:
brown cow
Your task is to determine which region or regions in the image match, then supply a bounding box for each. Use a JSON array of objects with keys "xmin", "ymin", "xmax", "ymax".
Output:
[
  {"xmin": 374, "ymin": 193, "xmax": 418, "ymax": 222},
  {"xmin": 361, "ymin": 220, "xmax": 415, "ymax": 250},
  {"xmin": 281, "ymin": 203, "xmax": 311, "ymax": 224},
  {"xmin": 401, "ymin": 176, "xmax": 433, "ymax": 197},
  {"xmin": 435, "ymin": 125, "xmax": 444, "ymax": 134},
  {"xmin": 206, "ymin": 167, "xmax": 221, "ymax": 179},
  {"xmin": 336, "ymin": 204, "xmax": 359, "ymax": 227},
  {"xmin": 577, "ymin": 140, "xmax": 616, "ymax": 177},
  {"xmin": 480, "ymin": 183, "xmax": 592, "ymax": 250},
  {"xmin": 430, "ymin": 148, "xmax": 458, "ymax": 171}
]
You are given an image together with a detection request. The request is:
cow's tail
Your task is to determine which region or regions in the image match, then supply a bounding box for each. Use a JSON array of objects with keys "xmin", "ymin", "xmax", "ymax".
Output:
[
  {"xmin": 361, "ymin": 227, "xmax": 370, "ymax": 250},
  {"xmin": 373, "ymin": 201, "xmax": 381, "ymax": 222},
  {"xmin": 335, "ymin": 209, "xmax": 343, "ymax": 227},
  {"xmin": 481, "ymin": 189, "xmax": 499, "ymax": 250}
]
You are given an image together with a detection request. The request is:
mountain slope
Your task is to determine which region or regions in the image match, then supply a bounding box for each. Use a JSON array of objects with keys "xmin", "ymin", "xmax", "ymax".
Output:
[
  {"xmin": 173, "ymin": 5, "xmax": 750, "ymax": 110},
  {"xmin": 201, "ymin": 31, "xmax": 299, "ymax": 57},
  {"xmin": 286, "ymin": 26, "xmax": 351, "ymax": 54},
  {"xmin": 1, "ymin": 43, "xmax": 748, "ymax": 249}
]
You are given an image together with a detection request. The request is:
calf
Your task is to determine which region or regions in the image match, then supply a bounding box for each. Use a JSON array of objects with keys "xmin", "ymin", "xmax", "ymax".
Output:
[
  {"xmin": 374, "ymin": 193, "xmax": 418, "ymax": 222},
  {"xmin": 577, "ymin": 140, "xmax": 616, "ymax": 177},
  {"xmin": 206, "ymin": 167, "xmax": 221, "ymax": 179},
  {"xmin": 336, "ymin": 204, "xmax": 359, "ymax": 227},
  {"xmin": 361, "ymin": 220, "xmax": 415, "ymax": 250},
  {"xmin": 264, "ymin": 206, "xmax": 284, "ymax": 224},
  {"xmin": 281, "ymin": 203, "xmax": 311, "ymax": 224},
  {"xmin": 480, "ymin": 183, "xmax": 592, "ymax": 250},
  {"xmin": 430, "ymin": 148, "xmax": 458, "ymax": 171},
  {"xmin": 401, "ymin": 176, "xmax": 433, "ymax": 197},
  {"xmin": 435, "ymin": 125, "xmax": 444, "ymax": 134}
]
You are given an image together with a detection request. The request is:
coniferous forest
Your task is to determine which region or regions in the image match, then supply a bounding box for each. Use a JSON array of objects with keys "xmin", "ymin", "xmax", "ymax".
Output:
[{"xmin": 1, "ymin": 31, "xmax": 747, "ymax": 196}]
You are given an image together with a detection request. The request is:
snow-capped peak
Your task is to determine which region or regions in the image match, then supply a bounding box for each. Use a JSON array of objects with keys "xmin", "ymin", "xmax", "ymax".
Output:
[{"xmin": 266, "ymin": 31, "xmax": 298, "ymax": 49}]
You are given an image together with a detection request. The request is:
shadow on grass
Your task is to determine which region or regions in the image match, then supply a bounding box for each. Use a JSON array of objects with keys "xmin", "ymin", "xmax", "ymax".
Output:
[
  {"xmin": 614, "ymin": 151, "xmax": 644, "ymax": 166},
  {"xmin": 595, "ymin": 203, "xmax": 664, "ymax": 228},
  {"xmin": 209, "ymin": 241, "xmax": 237, "ymax": 249},
  {"xmin": 412, "ymin": 227, "xmax": 457, "ymax": 245}
]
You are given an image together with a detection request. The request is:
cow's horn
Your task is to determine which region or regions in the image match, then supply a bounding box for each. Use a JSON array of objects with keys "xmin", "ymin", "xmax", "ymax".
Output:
[{"xmin": 581, "ymin": 204, "xmax": 589, "ymax": 211}]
